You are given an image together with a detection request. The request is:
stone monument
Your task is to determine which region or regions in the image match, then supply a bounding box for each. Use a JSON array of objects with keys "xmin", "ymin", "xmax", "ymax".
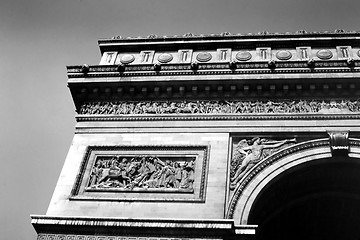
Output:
[{"xmin": 32, "ymin": 30, "xmax": 360, "ymax": 240}]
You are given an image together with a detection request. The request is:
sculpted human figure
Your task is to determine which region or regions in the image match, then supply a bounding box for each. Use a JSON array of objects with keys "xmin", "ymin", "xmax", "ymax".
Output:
[
  {"xmin": 180, "ymin": 160, "xmax": 195, "ymax": 190},
  {"xmin": 243, "ymin": 101, "xmax": 251, "ymax": 113},
  {"xmin": 188, "ymin": 101, "xmax": 198, "ymax": 113},
  {"xmin": 88, "ymin": 161, "xmax": 103, "ymax": 187},
  {"xmin": 143, "ymin": 164, "xmax": 162, "ymax": 188},
  {"xmin": 339, "ymin": 100, "xmax": 349, "ymax": 111},
  {"xmin": 160, "ymin": 160, "xmax": 176, "ymax": 188},
  {"xmin": 224, "ymin": 101, "xmax": 236, "ymax": 113},
  {"xmin": 132, "ymin": 157, "xmax": 155, "ymax": 187},
  {"xmin": 230, "ymin": 137, "xmax": 296, "ymax": 189},
  {"xmin": 308, "ymin": 100, "xmax": 318, "ymax": 113},
  {"xmin": 234, "ymin": 101, "xmax": 244, "ymax": 113},
  {"xmin": 174, "ymin": 162, "xmax": 182, "ymax": 188}
]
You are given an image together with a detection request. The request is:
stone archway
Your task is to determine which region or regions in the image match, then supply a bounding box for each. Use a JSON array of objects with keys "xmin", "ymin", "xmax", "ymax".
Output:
[{"xmin": 227, "ymin": 138, "xmax": 360, "ymax": 239}]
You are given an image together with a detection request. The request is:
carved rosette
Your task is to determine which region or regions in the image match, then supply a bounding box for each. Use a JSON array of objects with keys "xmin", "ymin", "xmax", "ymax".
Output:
[
  {"xmin": 196, "ymin": 52, "xmax": 212, "ymax": 62},
  {"xmin": 236, "ymin": 51, "xmax": 252, "ymax": 61}
]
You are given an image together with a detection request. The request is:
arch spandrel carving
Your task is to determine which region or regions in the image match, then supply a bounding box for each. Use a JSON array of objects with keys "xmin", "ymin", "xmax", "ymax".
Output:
[{"xmin": 227, "ymin": 137, "xmax": 360, "ymax": 224}]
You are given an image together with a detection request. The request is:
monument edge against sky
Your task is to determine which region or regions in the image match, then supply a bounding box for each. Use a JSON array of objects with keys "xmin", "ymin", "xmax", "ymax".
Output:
[{"xmin": 32, "ymin": 30, "xmax": 360, "ymax": 240}]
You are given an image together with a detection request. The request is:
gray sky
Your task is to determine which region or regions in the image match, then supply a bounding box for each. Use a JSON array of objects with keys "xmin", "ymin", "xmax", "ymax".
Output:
[{"xmin": 1, "ymin": 0, "xmax": 360, "ymax": 239}]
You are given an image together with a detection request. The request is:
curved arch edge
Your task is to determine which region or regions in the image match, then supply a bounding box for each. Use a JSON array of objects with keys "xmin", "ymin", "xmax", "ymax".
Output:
[{"xmin": 226, "ymin": 138, "xmax": 360, "ymax": 224}]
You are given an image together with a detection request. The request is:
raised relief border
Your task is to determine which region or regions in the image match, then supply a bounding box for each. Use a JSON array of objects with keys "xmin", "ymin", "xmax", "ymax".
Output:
[{"xmin": 70, "ymin": 146, "xmax": 209, "ymax": 202}]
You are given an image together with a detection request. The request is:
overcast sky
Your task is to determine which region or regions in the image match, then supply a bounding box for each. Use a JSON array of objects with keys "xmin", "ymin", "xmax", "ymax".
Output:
[{"xmin": 1, "ymin": 0, "xmax": 360, "ymax": 239}]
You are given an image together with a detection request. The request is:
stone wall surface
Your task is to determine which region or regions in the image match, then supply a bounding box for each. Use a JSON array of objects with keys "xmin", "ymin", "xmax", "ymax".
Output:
[
  {"xmin": 46, "ymin": 131, "xmax": 229, "ymax": 219},
  {"xmin": 47, "ymin": 118, "xmax": 360, "ymax": 220}
]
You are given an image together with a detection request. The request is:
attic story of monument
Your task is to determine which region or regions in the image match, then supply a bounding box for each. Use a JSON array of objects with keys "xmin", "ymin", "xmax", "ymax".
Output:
[{"xmin": 32, "ymin": 30, "xmax": 360, "ymax": 240}]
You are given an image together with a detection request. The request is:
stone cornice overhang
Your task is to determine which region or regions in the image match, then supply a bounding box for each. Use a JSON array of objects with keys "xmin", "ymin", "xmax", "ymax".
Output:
[
  {"xmin": 97, "ymin": 32, "xmax": 360, "ymax": 53},
  {"xmin": 67, "ymin": 60, "xmax": 360, "ymax": 78},
  {"xmin": 68, "ymin": 32, "xmax": 360, "ymax": 111},
  {"xmin": 67, "ymin": 64, "xmax": 360, "ymax": 112},
  {"xmin": 74, "ymin": 113, "xmax": 360, "ymax": 123},
  {"xmin": 31, "ymin": 215, "xmax": 256, "ymax": 238}
]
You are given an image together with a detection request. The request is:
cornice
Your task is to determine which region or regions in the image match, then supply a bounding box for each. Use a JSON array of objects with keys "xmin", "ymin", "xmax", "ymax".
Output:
[
  {"xmin": 67, "ymin": 61, "xmax": 360, "ymax": 79},
  {"xmin": 31, "ymin": 215, "xmax": 236, "ymax": 229},
  {"xmin": 31, "ymin": 215, "xmax": 257, "ymax": 237},
  {"xmin": 99, "ymin": 29, "xmax": 360, "ymax": 44},
  {"xmin": 75, "ymin": 113, "xmax": 360, "ymax": 122},
  {"xmin": 68, "ymin": 31, "xmax": 360, "ymax": 111}
]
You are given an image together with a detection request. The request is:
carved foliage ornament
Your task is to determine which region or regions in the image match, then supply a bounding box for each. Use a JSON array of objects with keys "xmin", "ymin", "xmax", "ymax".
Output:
[{"xmin": 79, "ymin": 100, "xmax": 360, "ymax": 115}]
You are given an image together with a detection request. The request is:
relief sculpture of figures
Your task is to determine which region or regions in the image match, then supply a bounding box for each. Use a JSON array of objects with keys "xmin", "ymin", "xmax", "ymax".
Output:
[
  {"xmin": 230, "ymin": 137, "xmax": 296, "ymax": 190},
  {"xmin": 80, "ymin": 99, "xmax": 360, "ymax": 115},
  {"xmin": 88, "ymin": 155, "xmax": 195, "ymax": 191}
]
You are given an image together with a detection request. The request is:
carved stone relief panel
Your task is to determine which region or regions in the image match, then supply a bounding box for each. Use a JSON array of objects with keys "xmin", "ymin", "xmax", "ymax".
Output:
[
  {"xmin": 229, "ymin": 137, "xmax": 297, "ymax": 190},
  {"xmin": 37, "ymin": 234, "xmax": 215, "ymax": 240},
  {"xmin": 87, "ymin": 155, "xmax": 195, "ymax": 191},
  {"xmin": 79, "ymin": 99, "xmax": 360, "ymax": 115},
  {"xmin": 71, "ymin": 146, "xmax": 209, "ymax": 202}
]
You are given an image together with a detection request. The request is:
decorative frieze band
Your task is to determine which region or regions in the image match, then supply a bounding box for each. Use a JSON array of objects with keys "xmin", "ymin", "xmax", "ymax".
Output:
[
  {"xmin": 37, "ymin": 234, "xmax": 211, "ymax": 240},
  {"xmin": 79, "ymin": 99, "xmax": 360, "ymax": 115},
  {"xmin": 67, "ymin": 60, "xmax": 360, "ymax": 78},
  {"xmin": 98, "ymin": 46, "xmax": 358, "ymax": 65}
]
